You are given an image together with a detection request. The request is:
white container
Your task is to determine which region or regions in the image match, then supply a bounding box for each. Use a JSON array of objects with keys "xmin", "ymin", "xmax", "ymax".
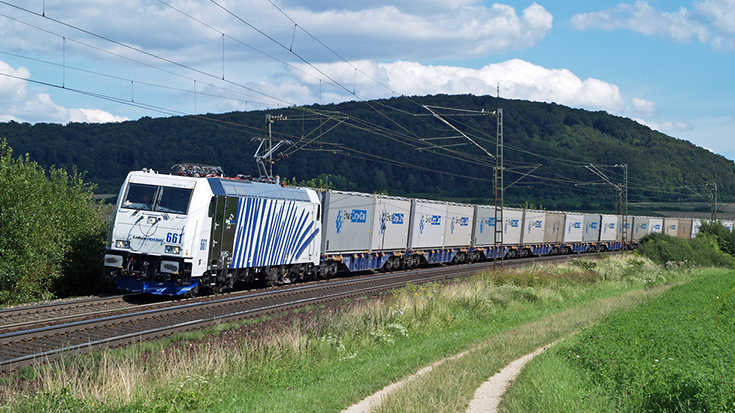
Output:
[
  {"xmin": 582, "ymin": 214, "xmax": 602, "ymax": 243},
  {"xmin": 631, "ymin": 216, "xmax": 650, "ymax": 240},
  {"xmin": 691, "ymin": 219, "xmax": 702, "ymax": 237},
  {"xmin": 472, "ymin": 205, "xmax": 497, "ymax": 247},
  {"xmin": 370, "ymin": 195, "xmax": 412, "ymax": 251},
  {"xmin": 501, "ymin": 208, "xmax": 524, "ymax": 246},
  {"xmin": 408, "ymin": 199, "xmax": 448, "ymax": 249},
  {"xmin": 562, "ymin": 213, "xmax": 584, "ymax": 243},
  {"xmin": 599, "ymin": 214, "xmax": 618, "ymax": 242},
  {"xmin": 521, "ymin": 210, "xmax": 546, "ymax": 244},
  {"xmin": 321, "ymin": 191, "xmax": 375, "ymax": 253},
  {"xmin": 722, "ymin": 220, "xmax": 733, "ymax": 231},
  {"xmin": 649, "ymin": 218, "xmax": 664, "ymax": 234},
  {"xmin": 444, "ymin": 203, "xmax": 474, "ymax": 248}
]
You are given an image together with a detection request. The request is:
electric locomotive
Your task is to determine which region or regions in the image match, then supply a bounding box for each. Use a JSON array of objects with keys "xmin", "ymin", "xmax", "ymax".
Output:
[{"xmin": 103, "ymin": 165, "xmax": 322, "ymax": 295}]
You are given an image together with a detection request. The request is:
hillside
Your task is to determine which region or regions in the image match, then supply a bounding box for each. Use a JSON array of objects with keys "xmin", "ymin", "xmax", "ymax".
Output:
[{"xmin": 1, "ymin": 94, "xmax": 733, "ymax": 210}]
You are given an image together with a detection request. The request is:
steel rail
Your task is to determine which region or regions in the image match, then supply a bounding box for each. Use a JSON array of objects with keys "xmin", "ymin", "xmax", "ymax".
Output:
[{"xmin": 0, "ymin": 253, "xmax": 606, "ymax": 373}]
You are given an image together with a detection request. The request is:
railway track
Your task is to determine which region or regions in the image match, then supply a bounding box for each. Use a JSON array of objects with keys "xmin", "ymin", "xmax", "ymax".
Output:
[{"xmin": 0, "ymin": 254, "xmax": 581, "ymax": 374}]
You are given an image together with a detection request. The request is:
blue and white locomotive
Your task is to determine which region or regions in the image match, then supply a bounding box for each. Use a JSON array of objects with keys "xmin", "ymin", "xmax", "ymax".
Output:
[
  {"xmin": 104, "ymin": 165, "xmax": 718, "ymax": 296},
  {"xmin": 103, "ymin": 166, "xmax": 322, "ymax": 295}
]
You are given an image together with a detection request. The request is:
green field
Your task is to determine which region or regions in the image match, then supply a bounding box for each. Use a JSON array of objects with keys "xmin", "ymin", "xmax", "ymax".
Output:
[
  {"xmin": 1, "ymin": 255, "xmax": 692, "ymax": 412},
  {"xmin": 502, "ymin": 268, "xmax": 735, "ymax": 412}
]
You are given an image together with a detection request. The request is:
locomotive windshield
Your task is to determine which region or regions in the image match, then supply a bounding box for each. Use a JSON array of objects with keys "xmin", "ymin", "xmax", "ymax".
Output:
[{"xmin": 123, "ymin": 183, "xmax": 193, "ymax": 215}]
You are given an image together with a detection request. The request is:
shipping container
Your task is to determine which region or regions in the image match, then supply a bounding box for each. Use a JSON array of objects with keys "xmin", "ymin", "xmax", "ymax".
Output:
[
  {"xmin": 631, "ymin": 216, "xmax": 650, "ymax": 241},
  {"xmin": 582, "ymin": 214, "xmax": 602, "ymax": 243},
  {"xmin": 617, "ymin": 215, "xmax": 632, "ymax": 241},
  {"xmin": 722, "ymin": 220, "xmax": 733, "ymax": 231},
  {"xmin": 599, "ymin": 214, "xmax": 618, "ymax": 242},
  {"xmin": 370, "ymin": 195, "xmax": 412, "ymax": 251},
  {"xmin": 444, "ymin": 203, "xmax": 474, "ymax": 247},
  {"xmin": 649, "ymin": 217, "xmax": 664, "ymax": 234},
  {"xmin": 562, "ymin": 213, "xmax": 584, "ymax": 243},
  {"xmin": 544, "ymin": 211, "xmax": 565, "ymax": 244},
  {"xmin": 521, "ymin": 210, "xmax": 546, "ymax": 244},
  {"xmin": 663, "ymin": 218, "xmax": 679, "ymax": 236},
  {"xmin": 321, "ymin": 191, "xmax": 375, "ymax": 254},
  {"xmin": 691, "ymin": 219, "xmax": 702, "ymax": 238},
  {"xmin": 677, "ymin": 218, "xmax": 693, "ymax": 239},
  {"xmin": 472, "ymin": 205, "xmax": 496, "ymax": 246},
  {"xmin": 408, "ymin": 199, "xmax": 448, "ymax": 249},
  {"xmin": 501, "ymin": 208, "xmax": 524, "ymax": 245}
]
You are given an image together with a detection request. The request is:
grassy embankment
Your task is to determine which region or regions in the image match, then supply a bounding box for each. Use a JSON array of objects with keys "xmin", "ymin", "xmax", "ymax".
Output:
[
  {"xmin": 0, "ymin": 255, "xmax": 693, "ymax": 412},
  {"xmin": 500, "ymin": 267, "xmax": 735, "ymax": 412}
]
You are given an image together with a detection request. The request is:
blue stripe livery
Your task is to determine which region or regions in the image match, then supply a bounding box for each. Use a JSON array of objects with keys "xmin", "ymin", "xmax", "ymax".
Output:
[{"xmin": 230, "ymin": 197, "xmax": 319, "ymax": 268}]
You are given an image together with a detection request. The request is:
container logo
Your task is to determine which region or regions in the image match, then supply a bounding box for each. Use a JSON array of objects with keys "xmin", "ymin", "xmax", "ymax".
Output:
[
  {"xmin": 391, "ymin": 213, "xmax": 404, "ymax": 225},
  {"xmin": 336, "ymin": 211, "xmax": 343, "ymax": 234},
  {"xmin": 653, "ymin": 224, "xmax": 661, "ymax": 230},
  {"xmin": 505, "ymin": 219, "xmax": 519, "ymax": 233},
  {"xmin": 453, "ymin": 216, "xmax": 469, "ymax": 226},
  {"xmin": 351, "ymin": 210, "xmax": 367, "ymax": 223},
  {"xmin": 568, "ymin": 221, "xmax": 581, "ymax": 233},
  {"xmin": 429, "ymin": 215, "xmax": 441, "ymax": 225},
  {"xmin": 527, "ymin": 220, "xmax": 542, "ymax": 233},
  {"xmin": 590, "ymin": 222, "xmax": 598, "ymax": 229},
  {"xmin": 480, "ymin": 217, "xmax": 496, "ymax": 234},
  {"xmin": 641, "ymin": 223, "xmax": 648, "ymax": 230}
]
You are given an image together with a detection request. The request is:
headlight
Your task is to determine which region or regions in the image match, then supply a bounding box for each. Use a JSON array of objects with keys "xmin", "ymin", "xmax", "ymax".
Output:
[
  {"xmin": 165, "ymin": 245, "xmax": 181, "ymax": 254},
  {"xmin": 115, "ymin": 240, "xmax": 130, "ymax": 249},
  {"xmin": 104, "ymin": 254, "xmax": 124, "ymax": 267},
  {"xmin": 160, "ymin": 260, "xmax": 180, "ymax": 274}
]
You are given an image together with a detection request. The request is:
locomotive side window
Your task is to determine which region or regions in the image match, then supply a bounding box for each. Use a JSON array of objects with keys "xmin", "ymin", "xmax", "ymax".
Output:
[
  {"xmin": 156, "ymin": 187, "xmax": 192, "ymax": 215},
  {"xmin": 123, "ymin": 183, "xmax": 157, "ymax": 211}
]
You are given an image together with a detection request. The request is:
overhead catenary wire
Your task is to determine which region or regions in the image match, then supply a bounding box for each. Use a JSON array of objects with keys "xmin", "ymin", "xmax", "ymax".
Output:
[{"xmin": 0, "ymin": 2, "xmax": 718, "ymax": 204}]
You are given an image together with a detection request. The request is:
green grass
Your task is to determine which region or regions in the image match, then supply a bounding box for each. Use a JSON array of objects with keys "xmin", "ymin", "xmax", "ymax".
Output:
[
  {"xmin": 0, "ymin": 255, "xmax": 691, "ymax": 412},
  {"xmin": 501, "ymin": 268, "xmax": 735, "ymax": 413}
]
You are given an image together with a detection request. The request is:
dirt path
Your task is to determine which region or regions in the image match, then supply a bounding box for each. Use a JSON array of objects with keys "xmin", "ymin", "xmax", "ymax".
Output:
[
  {"xmin": 340, "ymin": 350, "xmax": 471, "ymax": 413},
  {"xmin": 465, "ymin": 341, "xmax": 557, "ymax": 413},
  {"xmin": 341, "ymin": 341, "xmax": 556, "ymax": 413}
]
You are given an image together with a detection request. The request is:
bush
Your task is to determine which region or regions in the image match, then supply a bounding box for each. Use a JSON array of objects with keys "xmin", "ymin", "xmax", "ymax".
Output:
[
  {"xmin": 637, "ymin": 232, "xmax": 735, "ymax": 269},
  {"xmin": 697, "ymin": 220, "xmax": 735, "ymax": 257},
  {"xmin": 0, "ymin": 140, "xmax": 112, "ymax": 305}
]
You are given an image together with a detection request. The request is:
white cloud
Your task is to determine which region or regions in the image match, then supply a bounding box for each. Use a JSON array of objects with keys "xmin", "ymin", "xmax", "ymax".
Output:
[
  {"xmin": 293, "ymin": 58, "xmax": 627, "ymax": 113},
  {"xmin": 631, "ymin": 98, "xmax": 657, "ymax": 118},
  {"xmin": 2, "ymin": 1, "xmax": 552, "ymax": 66},
  {"xmin": 570, "ymin": 0, "xmax": 735, "ymax": 49},
  {"xmin": 635, "ymin": 119, "xmax": 692, "ymax": 133},
  {"xmin": 0, "ymin": 60, "xmax": 127, "ymax": 124}
]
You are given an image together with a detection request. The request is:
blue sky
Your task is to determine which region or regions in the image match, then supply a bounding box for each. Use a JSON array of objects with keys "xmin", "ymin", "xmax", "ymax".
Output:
[{"xmin": 0, "ymin": 0, "xmax": 733, "ymax": 160}]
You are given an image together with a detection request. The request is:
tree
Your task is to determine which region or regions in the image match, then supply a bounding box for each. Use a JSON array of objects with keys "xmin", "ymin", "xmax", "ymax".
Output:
[{"xmin": 0, "ymin": 140, "xmax": 111, "ymax": 305}]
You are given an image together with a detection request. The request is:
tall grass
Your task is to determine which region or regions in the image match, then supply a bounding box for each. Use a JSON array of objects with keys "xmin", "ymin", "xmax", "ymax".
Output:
[{"xmin": 0, "ymin": 254, "xmax": 689, "ymax": 412}]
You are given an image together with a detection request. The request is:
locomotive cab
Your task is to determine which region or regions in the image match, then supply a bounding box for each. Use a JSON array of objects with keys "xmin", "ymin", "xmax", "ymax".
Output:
[{"xmin": 103, "ymin": 170, "xmax": 211, "ymax": 295}]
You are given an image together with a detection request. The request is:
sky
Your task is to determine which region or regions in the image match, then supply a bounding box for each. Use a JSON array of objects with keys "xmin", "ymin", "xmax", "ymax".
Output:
[{"xmin": 0, "ymin": 0, "xmax": 733, "ymax": 160}]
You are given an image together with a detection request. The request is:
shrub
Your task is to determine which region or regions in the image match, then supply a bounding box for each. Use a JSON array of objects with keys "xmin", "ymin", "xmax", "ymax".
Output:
[
  {"xmin": 697, "ymin": 219, "xmax": 735, "ymax": 257},
  {"xmin": 0, "ymin": 140, "xmax": 111, "ymax": 305},
  {"xmin": 637, "ymin": 232, "xmax": 735, "ymax": 269}
]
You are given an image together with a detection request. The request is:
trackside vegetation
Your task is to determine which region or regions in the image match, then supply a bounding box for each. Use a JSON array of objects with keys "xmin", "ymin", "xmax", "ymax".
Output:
[
  {"xmin": 0, "ymin": 255, "xmax": 690, "ymax": 412},
  {"xmin": 501, "ymin": 227, "xmax": 735, "ymax": 413},
  {"xmin": 0, "ymin": 140, "xmax": 110, "ymax": 305}
]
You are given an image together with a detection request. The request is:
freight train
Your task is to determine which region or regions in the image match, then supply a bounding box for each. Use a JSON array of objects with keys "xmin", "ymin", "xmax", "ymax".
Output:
[{"xmin": 103, "ymin": 166, "xmax": 724, "ymax": 296}]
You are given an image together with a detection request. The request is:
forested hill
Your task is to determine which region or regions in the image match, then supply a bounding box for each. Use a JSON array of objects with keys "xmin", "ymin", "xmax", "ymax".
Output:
[{"xmin": 1, "ymin": 94, "xmax": 733, "ymax": 210}]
